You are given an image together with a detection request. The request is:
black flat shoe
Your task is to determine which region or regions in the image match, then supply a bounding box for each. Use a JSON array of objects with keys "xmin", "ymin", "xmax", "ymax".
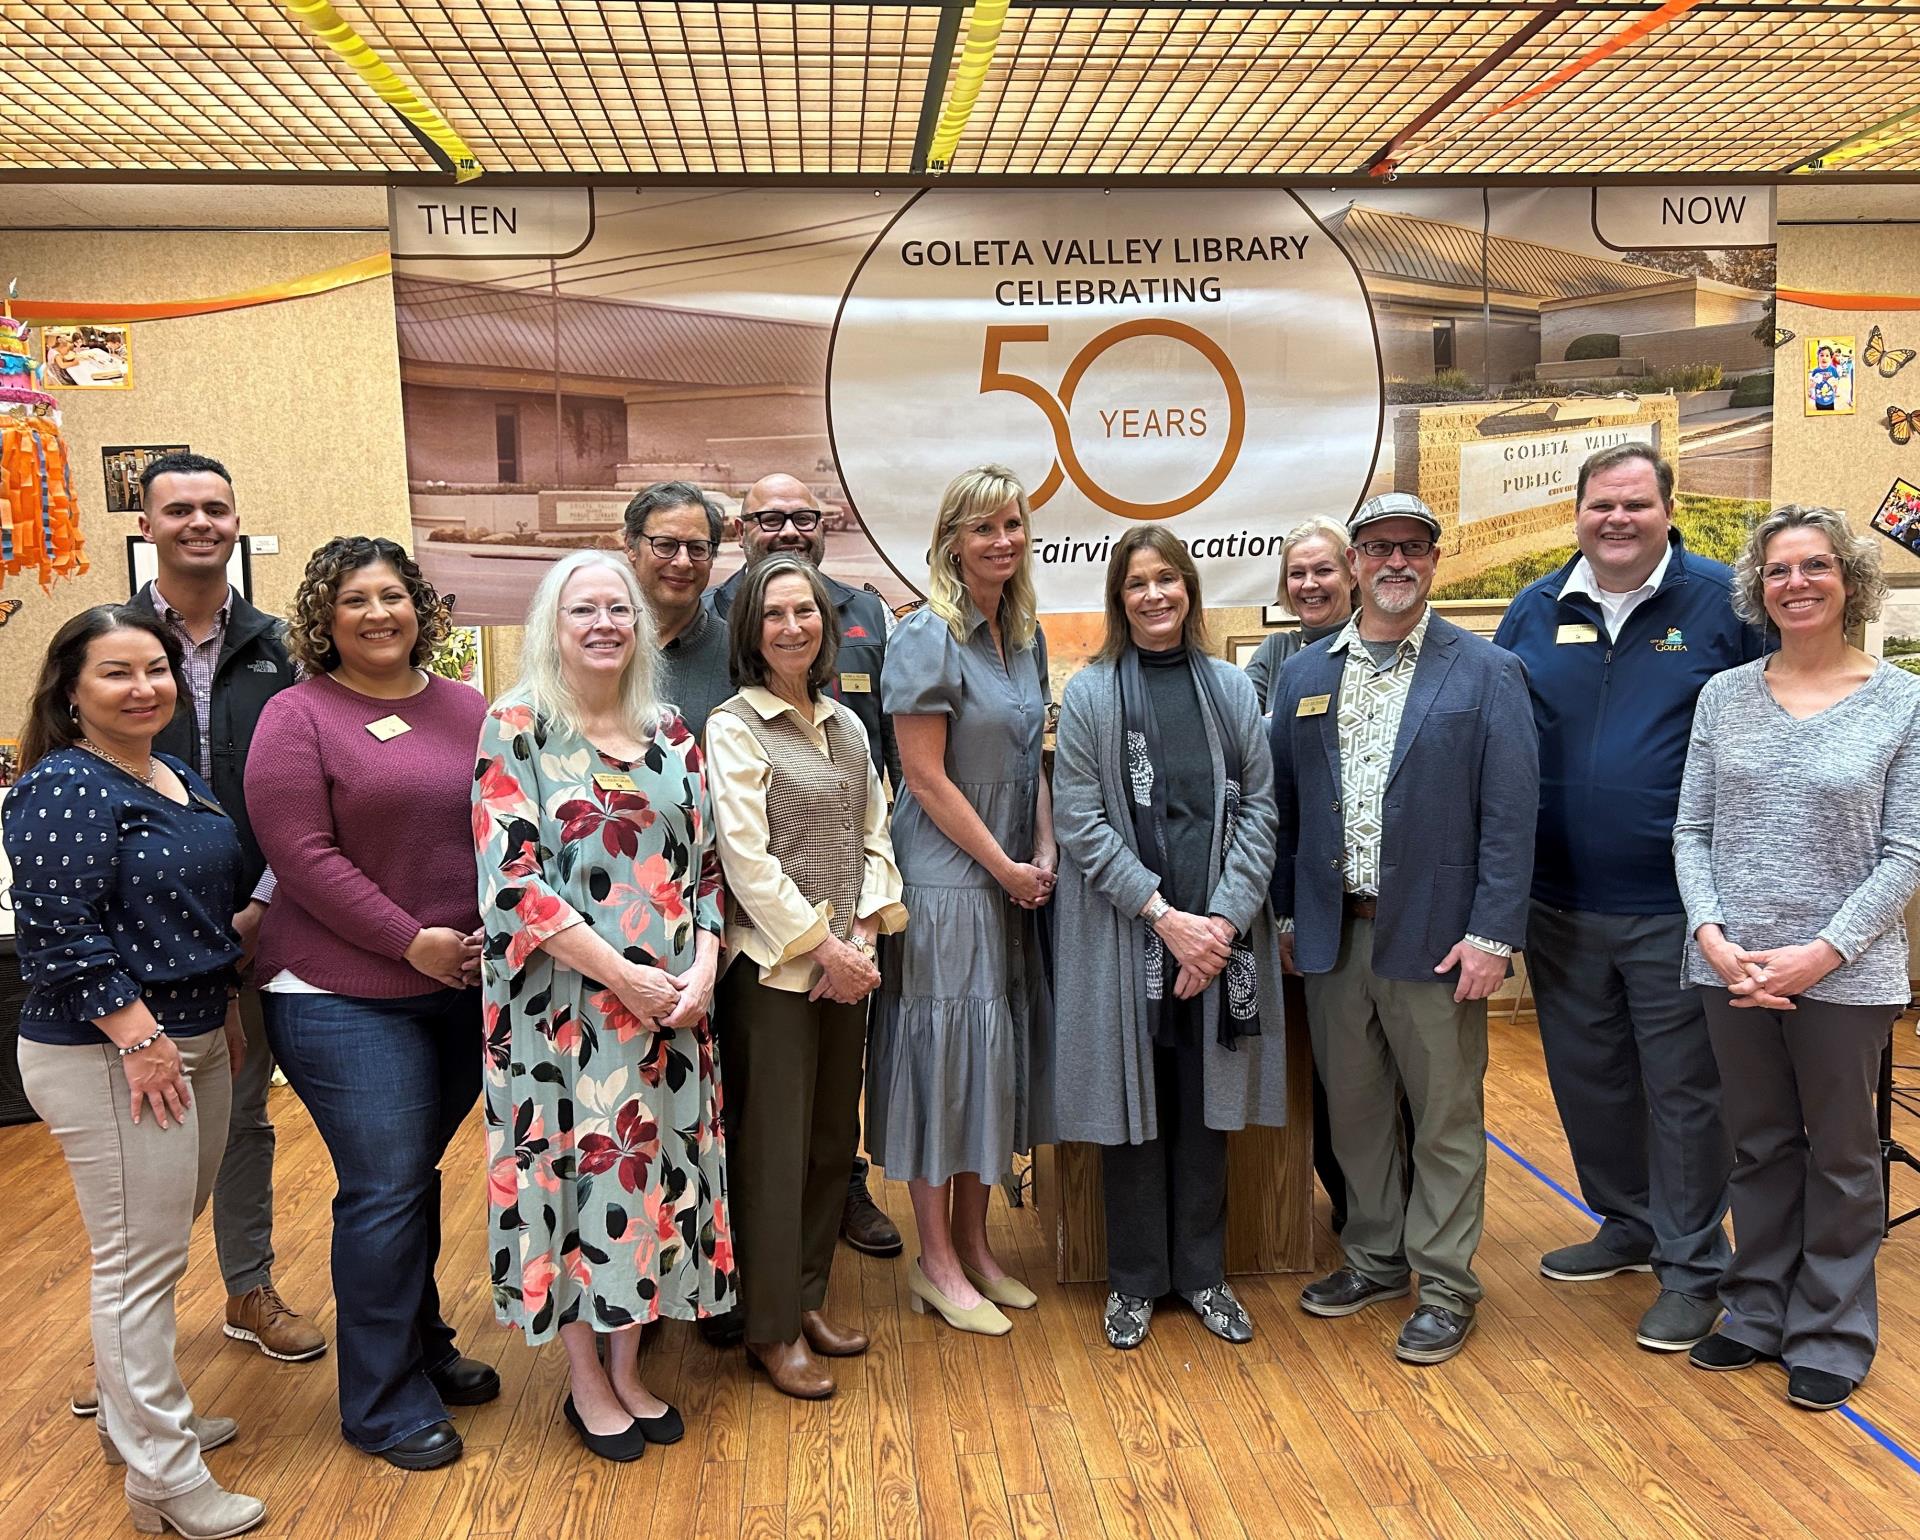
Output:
[
  {"xmin": 429, "ymin": 1355, "xmax": 501, "ymax": 1406},
  {"xmin": 563, "ymin": 1395, "xmax": 648, "ymax": 1462},
  {"xmin": 1689, "ymin": 1332, "xmax": 1769, "ymax": 1372},
  {"xmin": 1787, "ymin": 1366, "xmax": 1856, "ymax": 1411},
  {"xmin": 634, "ymin": 1404, "xmax": 685, "ymax": 1445},
  {"xmin": 380, "ymin": 1420, "xmax": 463, "ymax": 1470},
  {"xmin": 698, "ymin": 1308, "xmax": 746, "ymax": 1348}
]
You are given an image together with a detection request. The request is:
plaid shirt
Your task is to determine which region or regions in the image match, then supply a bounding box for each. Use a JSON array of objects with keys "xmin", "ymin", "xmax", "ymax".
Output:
[{"xmin": 149, "ymin": 580, "xmax": 231, "ymax": 781}]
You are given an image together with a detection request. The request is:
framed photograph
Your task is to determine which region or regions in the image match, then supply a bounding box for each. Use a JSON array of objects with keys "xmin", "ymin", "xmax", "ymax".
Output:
[
  {"xmin": 0, "ymin": 739, "xmax": 18, "ymax": 789},
  {"xmin": 101, "ymin": 445, "xmax": 190, "ymax": 514},
  {"xmin": 1804, "ymin": 335, "xmax": 1856, "ymax": 417},
  {"xmin": 1872, "ymin": 477, "xmax": 1920, "ymax": 559},
  {"xmin": 126, "ymin": 534, "xmax": 252, "ymax": 600},
  {"xmin": 428, "ymin": 623, "xmax": 488, "ymax": 695},
  {"xmin": 39, "ymin": 322, "xmax": 132, "ymax": 390},
  {"xmin": 1226, "ymin": 633, "xmax": 1272, "ymax": 668}
]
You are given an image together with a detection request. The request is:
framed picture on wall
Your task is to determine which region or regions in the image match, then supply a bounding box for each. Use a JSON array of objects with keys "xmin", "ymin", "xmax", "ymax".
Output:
[
  {"xmin": 101, "ymin": 445, "xmax": 191, "ymax": 514},
  {"xmin": 1804, "ymin": 335, "xmax": 1856, "ymax": 417},
  {"xmin": 0, "ymin": 739, "xmax": 18, "ymax": 789},
  {"xmin": 39, "ymin": 322, "xmax": 132, "ymax": 389},
  {"xmin": 1226, "ymin": 633, "xmax": 1272, "ymax": 669},
  {"xmin": 126, "ymin": 534, "xmax": 252, "ymax": 600}
]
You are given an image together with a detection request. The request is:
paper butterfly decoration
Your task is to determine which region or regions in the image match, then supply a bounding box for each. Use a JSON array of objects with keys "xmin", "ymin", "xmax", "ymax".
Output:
[
  {"xmin": 1865, "ymin": 325, "xmax": 1916, "ymax": 378},
  {"xmin": 1886, "ymin": 405, "xmax": 1914, "ymax": 446}
]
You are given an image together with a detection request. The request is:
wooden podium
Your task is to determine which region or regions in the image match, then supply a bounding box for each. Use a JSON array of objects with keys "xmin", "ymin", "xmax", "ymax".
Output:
[{"xmin": 1033, "ymin": 984, "xmax": 1318, "ymax": 1281}]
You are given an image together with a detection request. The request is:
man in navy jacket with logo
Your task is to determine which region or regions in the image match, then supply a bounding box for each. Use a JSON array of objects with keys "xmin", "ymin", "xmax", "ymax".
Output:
[
  {"xmin": 1272, "ymin": 493, "xmax": 1537, "ymax": 1366},
  {"xmin": 1494, "ymin": 442, "xmax": 1765, "ymax": 1354}
]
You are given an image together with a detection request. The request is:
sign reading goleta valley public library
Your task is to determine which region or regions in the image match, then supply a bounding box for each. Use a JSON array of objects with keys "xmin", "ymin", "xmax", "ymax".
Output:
[
  {"xmin": 1457, "ymin": 423, "xmax": 1659, "ymax": 525},
  {"xmin": 827, "ymin": 188, "xmax": 1384, "ymax": 612}
]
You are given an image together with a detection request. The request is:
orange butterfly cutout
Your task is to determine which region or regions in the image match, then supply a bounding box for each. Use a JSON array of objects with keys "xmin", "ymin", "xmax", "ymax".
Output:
[
  {"xmin": 1865, "ymin": 325, "xmax": 1916, "ymax": 378},
  {"xmin": 0, "ymin": 598, "xmax": 23, "ymax": 626},
  {"xmin": 1886, "ymin": 405, "xmax": 1915, "ymax": 446}
]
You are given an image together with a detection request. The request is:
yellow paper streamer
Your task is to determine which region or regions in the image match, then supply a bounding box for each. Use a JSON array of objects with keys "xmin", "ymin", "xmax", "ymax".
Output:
[
  {"xmin": 11, "ymin": 254, "xmax": 394, "ymax": 324},
  {"xmin": 281, "ymin": 0, "xmax": 481, "ymax": 181},
  {"xmin": 927, "ymin": 0, "xmax": 1011, "ymax": 172}
]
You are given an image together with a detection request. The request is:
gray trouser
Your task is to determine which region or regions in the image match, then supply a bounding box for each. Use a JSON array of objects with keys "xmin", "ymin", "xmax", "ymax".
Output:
[
  {"xmin": 20, "ymin": 1031, "xmax": 233, "ymax": 1501},
  {"xmin": 213, "ymin": 987, "xmax": 276, "ymax": 1295},
  {"xmin": 1702, "ymin": 989, "xmax": 1895, "ymax": 1382},
  {"xmin": 1305, "ymin": 916, "xmax": 1489, "ymax": 1315},
  {"xmin": 1526, "ymin": 903, "xmax": 1731, "ymax": 1294},
  {"xmin": 1101, "ymin": 1043, "xmax": 1228, "ymax": 1298}
]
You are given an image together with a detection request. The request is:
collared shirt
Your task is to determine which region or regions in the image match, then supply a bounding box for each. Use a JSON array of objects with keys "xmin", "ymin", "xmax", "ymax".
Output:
[
  {"xmin": 705, "ymin": 685, "xmax": 908, "ymax": 992},
  {"xmin": 149, "ymin": 579, "xmax": 232, "ymax": 781},
  {"xmin": 1558, "ymin": 543, "xmax": 1672, "ymax": 642},
  {"xmin": 1326, "ymin": 607, "xmax": 1508, "ymax": 957}
]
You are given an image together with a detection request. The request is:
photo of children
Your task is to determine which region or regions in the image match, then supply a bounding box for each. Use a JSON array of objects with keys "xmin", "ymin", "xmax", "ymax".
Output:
[
  {"xmin": 40, "ymin": 323, "xmax": 132, "ymax": 389},
  {"xmin": 1805, "ymin": 335, "xmax": 1855, "ymax": 416},
  {"xmin": 1871, "ymin": 476, "xmax": 1920, "ymax": 557},
  {"xmin": 101, "ymin": 444, "xmax": 190, "ymax": 513}
]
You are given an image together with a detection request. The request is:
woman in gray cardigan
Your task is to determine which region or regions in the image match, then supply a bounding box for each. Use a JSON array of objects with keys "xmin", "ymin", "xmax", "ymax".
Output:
[
  {"xmin": 1053, "ymin": 527, "xmax": 1287, "ymax": 1350},
  {"xmin": 1675, "ymin": 505, "xmax": 1920, "ymax": 1412}
]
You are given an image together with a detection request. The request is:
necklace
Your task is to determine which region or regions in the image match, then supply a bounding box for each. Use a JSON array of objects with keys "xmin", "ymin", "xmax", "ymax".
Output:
[{"xmin": 79, "ymin": 739, "xmax": 158, "ymax": 786}]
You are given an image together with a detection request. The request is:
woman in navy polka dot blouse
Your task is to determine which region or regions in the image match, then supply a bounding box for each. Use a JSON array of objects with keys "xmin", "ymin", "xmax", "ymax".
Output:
[{"xmin": 5, "ymin": 606, "xmax": 266, "ymax": 1538}]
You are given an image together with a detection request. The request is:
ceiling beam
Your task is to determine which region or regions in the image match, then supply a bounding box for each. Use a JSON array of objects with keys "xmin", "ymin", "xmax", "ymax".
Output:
[{"xmin": 910, "ymin": 5, "xmax": 967, "ymax": 175}]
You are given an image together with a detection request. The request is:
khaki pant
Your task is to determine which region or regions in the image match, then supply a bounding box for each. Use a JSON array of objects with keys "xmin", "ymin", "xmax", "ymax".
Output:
[
  {"xmin": 1304, "ymin": 915, "xmax": 1488, "ymax": 1315},
  {"xmin": 20, "ymin": 1031, "xmax": 231, "ymax": 1500}
]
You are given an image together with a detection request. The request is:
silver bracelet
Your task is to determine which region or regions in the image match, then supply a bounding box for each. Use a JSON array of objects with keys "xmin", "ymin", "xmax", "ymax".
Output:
[{"xmin": 117, "ymin": 1029, "xmax": 164, "ymax": 1057}]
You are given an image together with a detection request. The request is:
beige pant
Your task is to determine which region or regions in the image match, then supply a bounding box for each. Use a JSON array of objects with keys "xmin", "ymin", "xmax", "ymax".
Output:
[{"xmin": 20, "ymin": 1030, "xmax": 232, "ymax": 1500}]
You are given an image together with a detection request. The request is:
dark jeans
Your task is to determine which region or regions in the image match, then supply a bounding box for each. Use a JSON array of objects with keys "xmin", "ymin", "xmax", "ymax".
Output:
[{"xmin": 263, "ymin": 987, "xmax": 480, "ymax": 1452}]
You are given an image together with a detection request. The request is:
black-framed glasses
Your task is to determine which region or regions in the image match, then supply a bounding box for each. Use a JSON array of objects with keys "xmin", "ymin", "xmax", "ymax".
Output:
[
  {"xmin": 1761, "ymin": 556, "xmax": 1839, "ymax": 585},
  {"xmin": 749, "ymin": 509, "xmax": 823, "ymax": 533},
  {"xmin": 1354, "ymin": 538, "xmax": 1437, "ymax": 560},
  {"xmin": 637, "ymin": 535, "xmax": 716, "ymax": 563}
]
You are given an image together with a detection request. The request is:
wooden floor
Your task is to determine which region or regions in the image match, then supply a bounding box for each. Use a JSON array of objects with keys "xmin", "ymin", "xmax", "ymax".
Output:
[{"xmin": 6, "ymin": 1012, "xmax": 1920, "ymax": 1540}]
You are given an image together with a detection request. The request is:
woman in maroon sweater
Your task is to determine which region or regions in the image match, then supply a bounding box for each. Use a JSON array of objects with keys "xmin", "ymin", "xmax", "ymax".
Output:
[{"xmin": 246, "ymin": 537, "xmax": 495, "ymax": 1472}]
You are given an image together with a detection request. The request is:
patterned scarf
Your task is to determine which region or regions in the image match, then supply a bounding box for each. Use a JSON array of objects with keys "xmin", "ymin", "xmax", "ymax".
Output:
[{"xmin": 1117, "ymin": 645, "xmax": 1264, "ymax": 1051}]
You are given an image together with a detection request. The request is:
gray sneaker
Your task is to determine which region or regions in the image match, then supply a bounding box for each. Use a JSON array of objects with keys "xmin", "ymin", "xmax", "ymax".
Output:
[
  {"xmin": 1636, "ymin": 1290, "xmax": 1721, "ymax": 1352},
  {"xmin": 1540, "ymin": 1238, "xmax": 1654, "ymax": 1282},
  {"xmin": 1182, "ymin": 1283, "xmax": 1253, "ymax": 1344},
  {"xmin": 1104, "ymin": 1292, "xmax": 1153, "ymax": 1350}
]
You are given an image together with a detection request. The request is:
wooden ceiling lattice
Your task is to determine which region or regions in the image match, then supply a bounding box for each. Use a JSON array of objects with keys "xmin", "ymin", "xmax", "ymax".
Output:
[{"xmin": 4, "ymin": 0, "xmax": 1920, "ymax": 180}]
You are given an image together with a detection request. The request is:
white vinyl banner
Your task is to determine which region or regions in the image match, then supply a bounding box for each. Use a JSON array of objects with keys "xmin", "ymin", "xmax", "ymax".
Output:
[{"xmin": 827, "ymin": 189, "xmax": 1383, "ymax": 612}]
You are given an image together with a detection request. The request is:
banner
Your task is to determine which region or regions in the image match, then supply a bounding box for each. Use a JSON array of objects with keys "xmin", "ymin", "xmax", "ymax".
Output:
[{"xmin": 389, "ymin": 184, "xmax": 1776, "ymax": 626}]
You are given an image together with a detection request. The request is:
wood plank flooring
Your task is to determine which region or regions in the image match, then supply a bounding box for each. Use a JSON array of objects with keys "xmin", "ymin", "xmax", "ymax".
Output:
[{"xmin": 5, "ymin": 1011, "xmax": 1920, "ymax": 1539}]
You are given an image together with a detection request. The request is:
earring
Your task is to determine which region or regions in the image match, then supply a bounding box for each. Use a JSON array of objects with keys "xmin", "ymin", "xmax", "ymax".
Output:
[{"xmin": 69, "ymin": 703, "xmax": 79, "ymax": 723}]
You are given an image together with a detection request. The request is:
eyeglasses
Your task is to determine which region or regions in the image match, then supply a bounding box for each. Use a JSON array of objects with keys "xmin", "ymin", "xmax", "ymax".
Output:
[
  {"xmin": 1761, "ymin": 556, "xmax": 1840, "ymax": 585},
  {"xmin": 562, "ymin": 602, "xmax": 639, "ymax": 627},
  {"xmin": 749, "ymin": 509, "xmax": 823, "ymax": 533},
  {"xmin": 636, "ymin": 535, "xmax": 716, "ymax": 563},
  {"xmin": 1354, "ymin": 538, "xmax": 1437, "ymax": 560}
]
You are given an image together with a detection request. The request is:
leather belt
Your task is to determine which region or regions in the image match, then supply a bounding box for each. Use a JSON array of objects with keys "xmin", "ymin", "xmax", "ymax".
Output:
[{"xmin": 1343, "ymin": 893, "xmax": 1378, "ymax": 920}]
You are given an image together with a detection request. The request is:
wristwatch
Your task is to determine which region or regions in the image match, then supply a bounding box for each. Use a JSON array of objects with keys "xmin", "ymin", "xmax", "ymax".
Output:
[
  {"xmin": 852, "ymin": 935, "xmax": 878, "ymax": 961},
  {"xmin": 1142, "ymin": 895, "xmax": 1171, "ymax": 925}
]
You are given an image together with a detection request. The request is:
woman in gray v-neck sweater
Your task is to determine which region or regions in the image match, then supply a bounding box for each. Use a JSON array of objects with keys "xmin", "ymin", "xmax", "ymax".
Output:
[{"xmin": 1672, "ymin": 505, "xmax": 1920, "ymax": 1408}]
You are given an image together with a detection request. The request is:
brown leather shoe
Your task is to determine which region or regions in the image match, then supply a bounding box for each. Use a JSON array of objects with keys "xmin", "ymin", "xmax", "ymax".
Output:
[
  {"xmin": 841, "ymin": 1174, "xmax": 904, "ymax": 1258},
  {"xmin": 225, "ymin": 1286, "xmax": 327, "ymax": 1363},
  {"xmin": 745, "ymin": 1337, "xmax": 835, "ymax": 1400},
  {"xmin": 801, "ymin": 1309, "xmax": 870, "ymax": 1357}
]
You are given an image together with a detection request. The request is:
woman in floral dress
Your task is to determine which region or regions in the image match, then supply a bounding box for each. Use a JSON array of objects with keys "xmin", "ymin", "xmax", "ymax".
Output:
[{"xmin": 473, "ymin": 551, "xmax": 732, "ymax": 1463}]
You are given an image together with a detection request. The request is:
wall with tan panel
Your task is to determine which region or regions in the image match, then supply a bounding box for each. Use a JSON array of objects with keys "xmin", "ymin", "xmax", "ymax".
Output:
[{"xmin": 1, "ymin": 191, "xmax": 409, "ymax": 739}]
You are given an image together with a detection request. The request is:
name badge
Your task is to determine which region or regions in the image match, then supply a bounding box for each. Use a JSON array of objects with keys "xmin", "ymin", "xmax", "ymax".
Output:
[
  {"xmin": 840, "ymin": 671, "xmax": 872, "ymax": 693},
  {"xmin": 365, "ymin": 714, "xmax": 412, "ymax": 741},
  {"xmin": 1296, "ymin": 693, "xmax": 1331, "ymax": 718},
  {"xmin": 1556, "ymin": 623, "xmax": 1601, "ymax": 645},
  {"xmin": 592, "ymin": 771, "xmax": 638, "ymax": 792}
]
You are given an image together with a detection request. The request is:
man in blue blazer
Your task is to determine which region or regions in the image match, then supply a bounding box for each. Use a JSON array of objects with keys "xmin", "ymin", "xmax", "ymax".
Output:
[{"xmin": 1270, "ymin": 492, "xmax": 1538, "ymax": 1365}]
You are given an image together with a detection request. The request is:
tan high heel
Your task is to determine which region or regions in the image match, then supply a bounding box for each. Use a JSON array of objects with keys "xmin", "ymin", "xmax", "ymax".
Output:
[
  {"xmin": 126, "ymin": 1477, "xmax": 265, "ymax": 1539},
  {"xmin": 961, "ymin": 1262, "xmax": 1037, "ymax": 1310},
  {"xmin": 908, "ymin": 1259, "xmax": 1012, "ymax": 1336},
  {"xmin": 100, "ymin": 1414, "xmax": 238, "ymax": 1466}
]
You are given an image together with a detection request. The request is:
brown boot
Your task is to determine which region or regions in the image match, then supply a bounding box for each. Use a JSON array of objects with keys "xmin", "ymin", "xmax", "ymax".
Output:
[
  {"xmin": 841, "ymin": 1164, "xmax": 903, "ymax": 1257},
  {"xmin": 745, "ymin": 1336, "xmax": 835, "ymax": 1400},
  {"xmin": 800, "ymin": 1309, "xmax": 870, "ymax": 1358},
  {"xmin": 224, "ymin": 1286, "xmax": 327, "ymax": 1363}
]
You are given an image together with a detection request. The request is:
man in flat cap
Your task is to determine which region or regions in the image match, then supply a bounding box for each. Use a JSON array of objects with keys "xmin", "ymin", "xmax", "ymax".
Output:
[{"xmin": 1269, "ymin": 493, "xmax": 1538, "ymax": 1365}]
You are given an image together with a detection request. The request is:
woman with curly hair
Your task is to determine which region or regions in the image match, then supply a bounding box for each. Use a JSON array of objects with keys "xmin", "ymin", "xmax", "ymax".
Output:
[
  {"xmin": 245, "ymin": 536, "xmax": 496, "ymax": 1470},
  {"xmin": 473, "ymin": 551, "xmax": 732, "ymax": 1459},
  {"xmin": 1676, "ymin": 506, "xmax": 1920, "ymax": 1411}
]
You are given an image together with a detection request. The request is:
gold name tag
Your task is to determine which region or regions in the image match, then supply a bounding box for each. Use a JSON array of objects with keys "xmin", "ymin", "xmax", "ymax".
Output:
[
  {"xmin": 365, "ymin": 714, "xmax": 412, "ymax": 741},
  {"xmin": 840, "ymin": 671, "xmax": 872, "ymax": 693},
  {"xmin": 1556, "ymin": 623, "xmax": 1600, "ymax": 645},
  {"xmin": 1297, "ymin": 693, "xmax": 1332, "ymax": 718},
  {"xmin": 592, "ymin": 771, "xmax": 638, "ymax": 792}
]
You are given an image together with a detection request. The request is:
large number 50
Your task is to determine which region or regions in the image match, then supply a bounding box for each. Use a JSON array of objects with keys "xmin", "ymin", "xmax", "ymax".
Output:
[{"xmin": 979, "ymin": 320, "xmax": 1246, "ymax": 521}]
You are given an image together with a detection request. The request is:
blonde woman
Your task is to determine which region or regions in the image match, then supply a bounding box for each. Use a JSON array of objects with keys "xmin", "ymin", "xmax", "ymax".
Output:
[
  {"xmin": 1242, "ymin": 516, "xmax": 1358, "ymax": 714},
  {"xmin": 867, "ymin": 465, "xmax": 1055, "ymax": 1335}
]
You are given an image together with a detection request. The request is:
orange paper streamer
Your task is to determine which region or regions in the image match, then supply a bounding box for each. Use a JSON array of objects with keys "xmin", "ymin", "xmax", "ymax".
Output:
[
  {"xmin": 1479, "ymin": 0, "xmax": 1713, "ymax": 120},
  {"xmin": 1, "ymin": 415, "xmax": 88, "ymax": 593},
  {"xmin": 10, "ymin": 253, "xmax": 393, "ymax": 325},
  {"xmin": 1778, "ymin": 288, "xmax": 1920, "ymax": 312}
]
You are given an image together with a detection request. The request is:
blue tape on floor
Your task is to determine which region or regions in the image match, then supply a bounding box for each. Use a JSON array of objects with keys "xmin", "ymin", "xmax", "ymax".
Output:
[{"xmin": 1485, "ymin": 1127, "xmax": 1920, "ymax": 1481}]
